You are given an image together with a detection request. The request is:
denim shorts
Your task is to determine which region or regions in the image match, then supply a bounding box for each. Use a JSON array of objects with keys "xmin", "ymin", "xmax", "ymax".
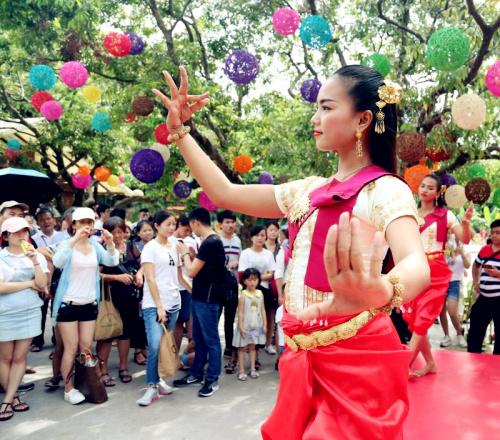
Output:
[{"xmin": 446, "ymin": 280, "xmax": 460, "ymax": 301}]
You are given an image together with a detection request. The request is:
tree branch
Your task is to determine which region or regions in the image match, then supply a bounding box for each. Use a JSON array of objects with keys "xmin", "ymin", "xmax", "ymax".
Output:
[
  {"xmin": 147, "ymin": 0, "xmax": 180, "ymax": 65},
  {"xmin": 189, "ymin": 11, "xmax": 211, "ymax": 80},
  {"xmin": 0, "ymin": 83, "xmax": 41, "ymax": 138},
  {"xmin": 376, "ymin": 0, "xmax": 425, "ymax": 43}
]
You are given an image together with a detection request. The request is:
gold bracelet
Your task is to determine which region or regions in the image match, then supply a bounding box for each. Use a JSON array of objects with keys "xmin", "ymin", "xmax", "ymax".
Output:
[
  {"xmin": 167, "ymin": 125, "xmax": 191, "ymax": 143},
  {"xmin": 377, "ymin": 274, "xmax": 404, "ymax": 315}
]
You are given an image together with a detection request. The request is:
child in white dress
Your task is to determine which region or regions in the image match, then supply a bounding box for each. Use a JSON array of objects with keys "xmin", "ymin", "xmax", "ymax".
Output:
[{"xmin": 232, "ymin": 268, "xmax": 267, "ymax": 381}]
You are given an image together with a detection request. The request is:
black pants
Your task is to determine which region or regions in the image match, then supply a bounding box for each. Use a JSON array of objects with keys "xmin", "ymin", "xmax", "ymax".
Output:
[
  {"xmin": 32, "ymin": 298, "xmax": 50, "ymax": 347},
  {"xmin": 219, "ymin": 290, "xmax": 238, "ymax": 352},
  {"xmin": 467, "ymin": 295, "xmax": 500, "ymax": 355}
]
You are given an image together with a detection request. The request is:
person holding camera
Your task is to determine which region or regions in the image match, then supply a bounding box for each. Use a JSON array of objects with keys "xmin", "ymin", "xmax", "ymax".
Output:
[{"xmin": 96, "ymin": 217, "xmax": 144, "ymax": 386}]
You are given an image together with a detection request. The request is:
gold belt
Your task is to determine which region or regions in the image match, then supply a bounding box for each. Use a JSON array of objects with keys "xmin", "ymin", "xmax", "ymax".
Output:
[{"xmin": 284, "ymin": 309, "xmax": 377, "ymax": 353}]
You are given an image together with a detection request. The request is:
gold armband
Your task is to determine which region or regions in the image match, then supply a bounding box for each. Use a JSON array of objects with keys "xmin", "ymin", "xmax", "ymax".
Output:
[
  {"xmin": 167, "ymin": 125, "xmax": 191, "ymax": 143},
  {"xmin": 377, "ymin": 274, "xmax": 404, "ymax": 315}
]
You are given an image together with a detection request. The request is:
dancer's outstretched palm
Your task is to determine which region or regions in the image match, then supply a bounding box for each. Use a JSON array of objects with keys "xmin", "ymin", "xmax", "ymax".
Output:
[
  {"xmin": 297, "ymin": 212, "xmax": 393, "ymax": 321},
  {"xmin": 152, "ymin": 66, "xmax": 210, "ymax": 131}
]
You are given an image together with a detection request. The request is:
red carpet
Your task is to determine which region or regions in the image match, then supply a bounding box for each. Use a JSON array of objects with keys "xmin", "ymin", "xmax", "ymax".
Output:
[{"xmin": 405, "ymin": 350, "xmax": 500, "ymax": 439}]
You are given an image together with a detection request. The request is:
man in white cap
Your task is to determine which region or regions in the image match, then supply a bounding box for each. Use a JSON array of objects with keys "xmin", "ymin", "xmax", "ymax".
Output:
[{"xmin": 0, "ymin": 200, "xmax": 29, "ymax": 229}]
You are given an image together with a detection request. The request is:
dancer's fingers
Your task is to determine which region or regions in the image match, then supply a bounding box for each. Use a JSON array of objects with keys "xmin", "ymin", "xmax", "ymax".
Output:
[
  {"xmin": 152, "ymin": 89, "xmax": 174, "ymax": 112},
  {"xmin": 186, "ymin": 92, "xmax": 210, "ymax": 102},
  {"xmin": 337, "ymin": 212, "xmax": 351, "ymax": 272},
  {"xmin": 162, "ymin": 70, "xmax": 179, "ymax": 100},
  {"xmin": 349, "ymin": 218, "xmax": 363, "ymax": 273},
  {"xmin": 189, "ymin": 99, "xmax": 210, "ymax": 113},
  {"xmin": 179, "ymin": 66, "xmax": 188, "ymax": 96},
  {"xmin": 369, "ymin": 231, "xmax": 386, "ymax": 278},
  {"xmin": 324, "ymin": 225, "xmax": 339, "ymax": 281}
]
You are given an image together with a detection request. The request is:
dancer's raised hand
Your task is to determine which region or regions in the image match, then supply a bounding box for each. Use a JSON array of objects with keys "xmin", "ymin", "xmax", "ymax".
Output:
[
  {"xmin": 152, "ymin": 66, "xmax": 210, "ymax": 131},
  {"xmin": 296, "ymin": 212, "xmax": 393, "ymax": 321}
]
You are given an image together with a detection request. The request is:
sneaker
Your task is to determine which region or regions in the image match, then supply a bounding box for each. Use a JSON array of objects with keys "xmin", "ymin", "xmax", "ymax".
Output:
[
  {"xmin": 64, "ymin": 388, "xmax": 85, "ymax": 405},
  {"xmin": 198, "ymin": 381, "xmax": 219, "ymax": 398},
  {"xmin": 250, "ymin": 369, "xmax": 259, "ymax": 379},
  {"xmin": 173, "ymin": 374, "xmax": 203, "ymax": 387},
  {"xmin": 158, "ymin": 379, "xmax": 173, "ymax": 396},
  {"xmin": 17, "ymin": 382, "xmax": 35, "ymax": 393},
  {"xmin": 457, "ymin": 335, "xmax": 467, "ymax": 348},
  {"xmin": 264, "ymin": 345, "xmax": 277, "ymax": 355},
  {"xmin": 136, "ymin": 386, "xmax": 159, "ymax": 406},
  {"xmin": 440, "ymin": 336, "xmax": 452, "ymax": 348}
]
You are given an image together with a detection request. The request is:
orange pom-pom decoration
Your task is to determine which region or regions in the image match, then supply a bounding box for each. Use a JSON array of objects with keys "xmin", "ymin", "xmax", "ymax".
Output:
[
  {"xmin": 78, "ymin": 165, "xmax": 91, "ymax": 176},
  {"xmin": 94, "ymin": 166, "xmax": 112, "ymax": 182},
  {"xmin": 404, "ymin": 163, "xmax": 431, "ymax": 194},
  {"xmin": 233, "ymin": 154, "xmax": 254, "ymax": 174}
]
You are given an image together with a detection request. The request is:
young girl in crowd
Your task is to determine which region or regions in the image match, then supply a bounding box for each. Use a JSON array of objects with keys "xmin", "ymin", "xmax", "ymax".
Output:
[
  {"xmin": 232, "ymin": 268, "xmax": 267, "ymax": 381},
  {"xmin": 238, "ymin": 225, "xmax": 276, "ymax": 358},
  {"xmin": 0, "ymin": 217, "xmax": 48, "ymax": 421},
  {"xmin": 134, "ymin": 220, "xmax": 154, "ymax": 252},
  {"xmin": 137, "ymin": 211, "xmax": 191, "ymax": 407},
  {"xmin": 52, "ymin": 207, "xmax": 118, "ymax": 405},
  {"xmin": 153, "ymin": 64, "xmax": 430, "ymax": 439},
  {"xmin": 264, "ymin": 221, "xmax": 281, "ymax": 355},
  {"xmin": 404, "ymin": 174, "xmax": 472, "ymax": 377}
]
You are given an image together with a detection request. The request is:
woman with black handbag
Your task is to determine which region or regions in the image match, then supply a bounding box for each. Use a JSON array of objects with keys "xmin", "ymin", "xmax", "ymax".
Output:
[{"xmin": 96, "ymin": 217, "xmax": 144, "ymax": 386}]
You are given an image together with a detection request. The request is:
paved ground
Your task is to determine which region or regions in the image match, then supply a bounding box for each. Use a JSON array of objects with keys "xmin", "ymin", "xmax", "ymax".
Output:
[{"xmin": 2, "ymin": 319, "xmax": 489, "ymax": 440}]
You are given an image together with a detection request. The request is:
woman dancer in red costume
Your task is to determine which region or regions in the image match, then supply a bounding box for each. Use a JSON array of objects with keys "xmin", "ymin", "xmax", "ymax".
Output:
[
  {"xmin": 153, "ymin": 65, "xmax": 430, "ymax": 440},
  {"xmin": 405, "ymin": 174, "xmax": 473, "ymax": 377}
]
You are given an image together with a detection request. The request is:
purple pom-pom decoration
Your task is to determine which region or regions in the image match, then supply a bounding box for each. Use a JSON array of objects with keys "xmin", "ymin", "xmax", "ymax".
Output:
[
  {"xmin": 300, "ymin": 78, "xmax": 322, "ymax": 103},
  {"xmin": 258, "ymin": 172, "xmax": 274, "ymax": 184},
  {"xmin": 173, "ymin": 180, "xmax": 192, "ymax": 199},
  {"xmin": 130, "ymin": 149, "xmax": 165, "ymax": 183},
  {"xmin": 126, "ymin": 32, "xmax": 145, "ymax": 55},
  {"xmin": 440, "ymin": 173, "xmax": 457, "ymax": 187},
  {"xmin": 224, "ymin": 50, "xmax": 259, "ymax": 85}
]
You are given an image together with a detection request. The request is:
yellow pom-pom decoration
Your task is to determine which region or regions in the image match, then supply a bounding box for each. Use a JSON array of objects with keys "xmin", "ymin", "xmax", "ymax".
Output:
[
  {"xmin": 82, "ymin": 85, "xmax": 101, "ymax": 103},
  {"xmin": 107, "ymin": 174, "xmax": 120, "ymax": 187}
]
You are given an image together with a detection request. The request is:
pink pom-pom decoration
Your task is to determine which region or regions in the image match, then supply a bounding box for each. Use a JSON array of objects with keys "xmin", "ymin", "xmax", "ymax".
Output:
[
  {"xmin": 119, "ymin": 176, "xmax": 125, "ymax": 184},
  {"xmin": 40, "ymin": 100, "xmax": 63, "ymax": 121},
  {"xmin": 199, "ymin": 191, "xmax": 217, "ymax": 211},
  {"xmin": 72, "ymin": 173, "xmax": 92, "ymax": 190},
  {"xmin": 103, "ymin": 32, "xmax": 132, "ymax": 57},
  {"xmin": 31, "ymin": 91, "xmax": 54, "ymax": 111},
  {"xmin": 59, "ymin": 61, "xmax": 89, "ymax": 89},
  {"xmin": 272, "ymin": 8, "xmax": 301, "ymax": 36},
  {"xmin": 485, "ymin": 60, "xmax": 500, "ymax": 97}
]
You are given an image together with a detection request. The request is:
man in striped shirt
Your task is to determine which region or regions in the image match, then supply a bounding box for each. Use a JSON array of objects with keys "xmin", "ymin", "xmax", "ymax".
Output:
[{"xmin": 468, "ymin": 219, "xmax": 500, "ymax": 354}]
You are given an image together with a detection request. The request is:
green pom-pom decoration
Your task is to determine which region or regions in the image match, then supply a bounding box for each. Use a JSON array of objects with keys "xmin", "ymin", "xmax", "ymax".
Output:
[
  {"xmin": 362, "ymin": 53, "xmax": 392, "ymax": 77},
  {"xmin": 467, "ymin": 163, "xmax": 486, "ymax": 179},
  {"xmin": 492, "ymin": 188, "xmax": 500, "ymax": 208},
  {"xmin": 426, "ymin": 27, "xmax": 470, "ymax": 71}
]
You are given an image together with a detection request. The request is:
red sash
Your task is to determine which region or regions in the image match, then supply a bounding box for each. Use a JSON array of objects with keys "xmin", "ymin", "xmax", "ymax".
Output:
[{"xmin": 419, "ymin": 207, "xmax": 448, "ymax": 250}]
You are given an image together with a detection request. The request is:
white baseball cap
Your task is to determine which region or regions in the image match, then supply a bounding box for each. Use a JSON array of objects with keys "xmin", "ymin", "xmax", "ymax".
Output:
[
  {"xmin": 1, "ymin": 217, "xmax": 31, "ymax": 233},
  {"xmin": 0, "ymin": 200, "xmax": 29, "ymax": 213},
  {"xmin": 72, "ymin": 207, "xmax": 96, "ymax": 222}
]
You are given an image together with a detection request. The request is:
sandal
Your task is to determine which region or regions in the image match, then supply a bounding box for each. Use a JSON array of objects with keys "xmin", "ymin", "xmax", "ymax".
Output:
[
  {"xmin": 29, "ymin": 344, "xmax": 42, "ymax": 353},
  {"xmin": 255, "ymin": 360, "xmax": 261, "ymax": 371},
  {"xmin": 0, "ymin": 402, "xmax": 14, "ymax": 422},
  {"xmin": 237, "ymin": 373, "xmax": 247, "ymax": 381},
  {"xmin": 99, "ymin": 373, "xmax": 116, "ymax": 387},
  {"xmin": 44, "ymin": 375, "xmax": 62, "ymax": 390},
  {"xmin": 250, "ymin": 369, "xmax": 260, "ymax": 379},
  {"xmin": 134, "ymin": 352, "xmax": 147, "ymax": 366},
  {"xmin": 118, "ymin": 369, "xmax": 133, "ymax": 383},
  {"xmin": 12, "ymin": 395, "xmax": 29, "ymax": 412}
]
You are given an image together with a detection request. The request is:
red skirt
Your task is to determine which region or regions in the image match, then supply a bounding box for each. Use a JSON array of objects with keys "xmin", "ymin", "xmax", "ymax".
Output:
[
  {"xmin": 403, "ymin": 255, "xmax": 452, "ymax": 336},
  {"xmin": 261, "ymin": 311, "xmax": 411, "ymax": 440}
]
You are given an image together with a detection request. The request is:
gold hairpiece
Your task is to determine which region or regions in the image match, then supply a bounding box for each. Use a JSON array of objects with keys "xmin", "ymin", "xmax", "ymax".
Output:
[{"xmin": 375, "ymin": 80, "xmax": 402, "ymax": 134}]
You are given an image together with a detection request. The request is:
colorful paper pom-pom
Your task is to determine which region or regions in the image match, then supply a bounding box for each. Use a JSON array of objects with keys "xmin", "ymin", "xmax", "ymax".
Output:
[
  {"xmin": 126, "ymin": 32, "xmax": 145, "ymax": 55},
  {"xmin": 72, "ymin": 173, "xmax": 92, "ymax": 190},
  {"xmin": 130, "ymin": 149, "xmax": 165, "ymax": 184},
  {"xmin": 31, "ymin": 91, "xmax": 54, "ymax": 111},
  {"xmin": 103, "ymin": 32, "xmax": 132, "ymax": 57},
  {"xmin": 150, "ymin": 143, "xmax": 170, "ymax": 162},
  {"xmin": 440, "ymin": 173, "xmax": 457, "ymax": 187},
  {"xmin": 6, "ymin": 139, "xmax": 21, "ymax": 151},
  {"xmin": 485, "ymin": 60, "xmax": 500, "ymax": 97},
  {"xmin": 465, "ymin": 178, "xmax": 491, "ymax": 204},
  {"xmin": 425, "ymin": 27, "xmax": 470, "ymax": 72},
  {"xmin": 426, "ymin": 125, "xmax": 455, "ymax": 161},
  {"xmin": 451, "ymin": 93, "xmax": 487, "ymax": 130},
  {"xmin": 82, "ymin": 85, "xmax": 101, "ymax": 103},
  {"xmin": 40, "ymin": 100, "xmax": 63, "ymax": 121},
  {"xmin": 132, "ymin": 96, "xmax": 155, "ymax": 116},
  {"xmin": 94, "ymin": 166, "xmax": 112, "ymax": 182},
  {"xmin": 78, "ymin": 165, "xmax": 91, "ymax": 176},
  {"xmin": 404, "ymin": 164, "xmax": 431, "ymax": 194},
  {"xmin": 233, "ymin": 154, "xmax": 254, "ymax": 174},
  {"xmin": 467, "ymin": 163, "xmax": 486, "ymax": 179},
  {"xmin": 258, "ymin": 172, "xmax": 274, "ymax": 184},
  {"xmin": 361, "ymin": 53, "xmax": 392, "ymax": 77},
  {"xmin": 59, "ymin": 61, "xmax": 89, "ymax": 89},
  {"xmin": 224, "ymin": 50, "xmax": 259, "ymax": 85},
  {"xmin": 107, "ymin": 175, "xmax": 120, "ymax": 187},
  {"xmin": 154, "ymin": 123, "xmax": 171, "ymax": 145},
  {"xmin": 492, "ymin": 188, "xmax": 500, "ymax": 208},
  {"xmin": 299, "ymin": 15, "xmax": 332, "ymax": 49},
  {"xmin": 396, "ymin": 132, "xmax": 426, "ymax": 163},
  {"xmin": 173, "ymin": 180, "xmax": 192, "ymax": 199},
  {"xmin": 300, "ymin": 79, "xmax": 322, "ymax": 103},
  {"xmin": 92, "ymin": 112, "xmax": 111, "ymax": 132},
  {"xmin": 272, "ymin": 8, "xmax": 301, "ymax": 36},
  {"xmin": 29, "ymin": 65, "xmax": 57, "ymax": 90},
  {"xmin": 445, "ymin": 185, "xmax": 467, "ymax": 209},
  {"xmin": 199, "ymin": 191, "xmax": 217, "ymax": 211}
]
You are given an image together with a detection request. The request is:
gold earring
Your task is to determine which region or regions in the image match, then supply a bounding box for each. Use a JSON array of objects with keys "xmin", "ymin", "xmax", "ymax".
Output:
[{"xmin": 355, "ymin": 130, "xmax": 363, "ymax": 158}]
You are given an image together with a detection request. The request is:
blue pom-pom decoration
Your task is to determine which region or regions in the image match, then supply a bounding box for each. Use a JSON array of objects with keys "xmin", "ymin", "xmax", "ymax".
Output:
[
  {"xmin": 6, "ymin": 139, "xmax": 21, "ymax": 151},
  {"xmin": 91, "ymin": 112, "xmax": 111, "ymax": 132},
  {"xmin": 29, "ymin": 65, "xmax": 57, "ymax": 90},
  {"xmin": 299, "ymin": 16, "xmax": 332, "ymax": 49}
]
